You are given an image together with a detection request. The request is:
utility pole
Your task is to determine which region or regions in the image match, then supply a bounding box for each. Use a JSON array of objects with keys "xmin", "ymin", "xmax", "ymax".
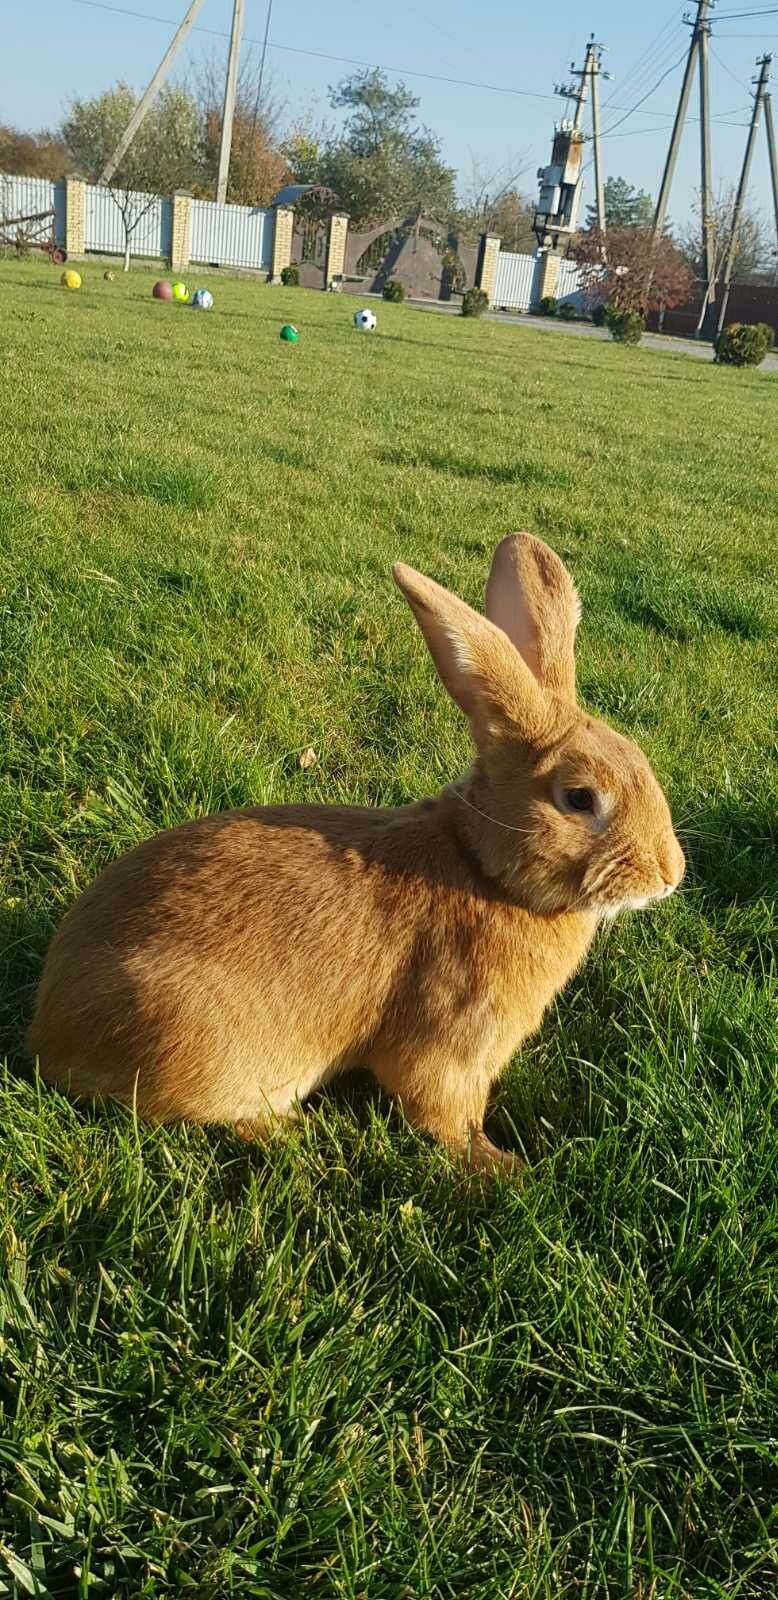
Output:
[
  {"xmin": 698, "ymin": 11, "xmax": 714, "ymax": 295},
  {"xmin": 98, "ymin": 0, "xmax": 207, "ymax": 186},
  {"xmin": 589, "ymin": 43, "xmax": 607, "ymax": 235},
  {"xmin": 653, "ymin": 0, "xmax": 713, "ymax": 242},
  {"xmin": 555, "ymin": 36, "xmax": 608, "ymax": 232},
  {"xmin": 695, "ymin": 10, "xmax": 717, "ymax": 336},
  {"xmin": 763, "ymin": 92, "xmax": 778, "ymax": 282},
  {"xmin": 216, "ymin": 0, "xmax": 246, "ymax": 204},
  {"xmin": 570, "ymin": 48, "xmax": 590, "ymax": 131},
  {"xmin": 718, "ymin": 54, "xmax": 772, "ymax": 333}
]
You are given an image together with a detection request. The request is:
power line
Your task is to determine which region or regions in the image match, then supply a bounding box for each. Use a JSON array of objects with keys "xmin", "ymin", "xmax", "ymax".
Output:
[
  {"xmin": 611, "ymin": 36, "xmax": 689, "ymax": 116},
  {"xmin": 603, "ymin": 110, "xmax": 750, "ymax": 136},
  {"xmin": 710, "ymin": 41, "xmax": 753, "ymax": 89},
  {"xmin": 71, "ymin": 1, "xmax": 561, "ymax": 102},
  {"xmin": 714, "ymin": 7, "xmax": 778, "ymax": 17},
  {"xmin": 239, "ymin": 0, "xmax": 273, "ymax": 201},
  {"xmin": 602, "ymin": 15, "xmax": 684, "ymax": 111},
  {"xmin": 69, "ymin": 0, "xmax": 716, "ymax": 122},
  {"xmin": 598, "ymin": 49, "xmax": 689, "ymax": 138}
]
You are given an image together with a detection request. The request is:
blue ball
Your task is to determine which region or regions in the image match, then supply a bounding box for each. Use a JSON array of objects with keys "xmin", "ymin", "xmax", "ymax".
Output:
[{"xmin": 191, "ymin": 288, "xmax": 214, "ymax": 310}]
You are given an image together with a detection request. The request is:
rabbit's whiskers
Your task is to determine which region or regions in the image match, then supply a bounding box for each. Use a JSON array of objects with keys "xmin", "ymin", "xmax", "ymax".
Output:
[{"xmin": 454, "ymin": 790, "xmax": 532, "ymax": 836}]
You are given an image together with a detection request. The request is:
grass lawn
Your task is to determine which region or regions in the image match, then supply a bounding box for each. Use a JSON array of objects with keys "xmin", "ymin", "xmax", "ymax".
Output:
[{"xmin": 1, "ymin": 256, "xmax": 777, "ymax": 1598}]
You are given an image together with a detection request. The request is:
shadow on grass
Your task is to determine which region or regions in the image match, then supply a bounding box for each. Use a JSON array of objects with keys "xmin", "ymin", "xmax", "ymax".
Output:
[
  {"xmin": 381, "ymin": 445, "xmax": 571, "ymax": 490},
  {"xmin": 61, "ymin": 449, "xmax": 219, "ymax": 510},
  {"xmin": 683, "ymin": 794, "xmax": 778, "ymax": 913},
  {"xmin": 0, "ymin": 899, "xmax": 51, "ymax": 1068},
  {"xmin": 374, "ymin": 331, "xmax": 524, "ymax": 362},
  {"xmin": 1, "ymin": 276, "xmax": 69, "ymax": 295},
  {"xmin": 616, "ymin": 568, "xmax": 775, "ymax": 643}
]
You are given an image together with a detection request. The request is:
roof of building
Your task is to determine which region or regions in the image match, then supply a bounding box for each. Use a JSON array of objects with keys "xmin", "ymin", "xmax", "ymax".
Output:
[{"xmin": 272, "ymin": 184, "xmax": 315, "ymax": 206}]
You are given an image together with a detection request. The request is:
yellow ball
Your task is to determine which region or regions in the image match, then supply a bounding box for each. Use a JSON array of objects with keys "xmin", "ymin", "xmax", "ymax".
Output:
[
  {"xmin": 61, "ymin": 269, "xmax": 82, "ymax": 290},
  {"xmin": 171, "ymin": 281, "xmax": 190, "ymax": 303}
]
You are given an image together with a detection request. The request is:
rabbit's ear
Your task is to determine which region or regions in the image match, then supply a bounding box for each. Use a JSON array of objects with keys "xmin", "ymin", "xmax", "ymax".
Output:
[
  {"xmin": 393, "ymin": 561, "xmax": 549, "ymax": 747},
  {"xmin": 485, "ymin": 534, "xmax": 580, "ymax": 703}
]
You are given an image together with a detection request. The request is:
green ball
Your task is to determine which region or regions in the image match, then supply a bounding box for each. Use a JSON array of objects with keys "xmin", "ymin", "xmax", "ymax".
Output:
[
  {"xmin": 280, "ymin": 323, "xmax": 298, "ymax": 342},
  {"xmin": 171, "ymin": 281, "xmax": 190, "ymax": 303}
]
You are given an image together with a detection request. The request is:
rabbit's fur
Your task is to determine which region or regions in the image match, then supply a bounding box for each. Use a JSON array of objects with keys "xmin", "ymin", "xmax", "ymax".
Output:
[{"xmin": 29, "ymin": 535, "xmax": 684, "ymax": 1173}]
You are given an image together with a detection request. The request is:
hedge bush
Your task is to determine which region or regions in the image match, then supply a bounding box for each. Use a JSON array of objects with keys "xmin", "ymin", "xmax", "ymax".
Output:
[
  {"xmin": 537, "ymin": 295, "xmax": 557, "ymax": 317},
  {"xmin": 558, "ymin": 302, "xmax": 578, "ymax": 321},
  {"xmin": 280, "ymin": 264, "xmax": 299, "ymax": 287},
  {"xmin": 715, "ymin": 321, "xmax": 774, "ymax": 367},
  {"xmin": 382, "ymin": 279, "xmax": 405, "ymax": 303},
  {"xmin": 461, "ymin": 288, "xmax": 489, "ymax": 318},
  {"xmin": 608, "ymin": 309, "xmax": 645, "ymax": 345}
]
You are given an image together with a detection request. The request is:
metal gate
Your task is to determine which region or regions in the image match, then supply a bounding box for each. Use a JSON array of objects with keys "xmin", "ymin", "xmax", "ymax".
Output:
[
  {"xmin": 292, "ymin": 215, "xmax": 328, "ymax": 289},
  {"xmin": 190, "ymin": 199, "xmax": 272, "ymax": 270},
  {"xmin": 493, "ymin": 250, "xmax": 544, "ymax": 311},
  {"xmin": 343, "ymin": 216, "xmax": 478, "ymax": 300},
  {"xmin": 556, "ymin": 257, "xmax": 587, "ymax": 309}
]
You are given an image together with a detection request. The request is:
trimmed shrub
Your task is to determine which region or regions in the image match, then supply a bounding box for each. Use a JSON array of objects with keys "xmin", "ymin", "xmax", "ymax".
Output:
[
  {"xmin": 382, "ymin": 278, "xmax": 405, "ymax": 303},
  {"xmin": 461, "ymin": 287, "xmax": 489, "ymax": 318},
  {"xmin": 715, "ymin": 321, "xmax": 774, "ymax": 367},
  {"xmin": 591, "ymin": 302, "xmax": 612, "ymax": 327},
  {"xmin": 558, "ymin": 302, "xmax": 578, "ymax": 321},
  {"xmin": 537, "ymin": 295, "xmax": 557, "ymax": 317},
  {"xmin": 280, "ymin": 264, "xmax": 299, "ymax": 287},
  {"xmin": 608, "ymin": 309, "xmax": 645, "ymax": 345}
]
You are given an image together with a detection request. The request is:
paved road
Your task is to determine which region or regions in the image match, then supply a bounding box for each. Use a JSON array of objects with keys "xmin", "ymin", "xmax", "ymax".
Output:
[{"xmin": 406, "ymin": 298, "xmax": 778, "ymax": 372}]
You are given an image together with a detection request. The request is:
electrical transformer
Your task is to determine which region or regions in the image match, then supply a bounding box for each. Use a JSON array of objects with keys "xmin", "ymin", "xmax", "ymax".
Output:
[{"xmin": 533, "ymin": 123, "xmax": 585, "ymax": 248}]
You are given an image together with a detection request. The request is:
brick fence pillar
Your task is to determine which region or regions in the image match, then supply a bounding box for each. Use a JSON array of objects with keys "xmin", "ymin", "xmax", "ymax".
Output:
[
  {"xmin": 170, "ymin": 192, "xmax": 192, "ymax": 272},
  {"xmin": 537, "ymin": 250, "xmax": 561, "ymax": 304},
  {"xmin": 270, "ymin": 206, "xmax": 295, "ymax": 282},
  {"xmin": 326, "ymin": 212, "xmax": 349, "ymax": 287},
  {"xmin": 476, "ymin": 233, "xmax": 501, "ymax": 301},
  {"xmin": 65, "ymin": 174, "xmax": 87, "ymax": 257}
]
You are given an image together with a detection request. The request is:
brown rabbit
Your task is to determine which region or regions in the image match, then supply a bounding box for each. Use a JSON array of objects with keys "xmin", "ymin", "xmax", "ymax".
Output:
[{"xmin": 28, "ymin": 535, "xmax": 685, "ymax": 1174}]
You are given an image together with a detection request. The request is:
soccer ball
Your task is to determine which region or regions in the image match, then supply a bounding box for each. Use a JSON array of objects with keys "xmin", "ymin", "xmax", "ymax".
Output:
[
  {"xmin": 171, "ymin": 281, "xmax": 190, "ymax": 304},
  {"xmin": 61, "ymin": 269, "xmax": 81, "ymax": 291},
  {"xmin": 354, "ymin": 307, "xmax": 377, "ymax": 331},
  {"xmin": 191, "ymin": 288, "xmax": 214, "ymax": 310}
]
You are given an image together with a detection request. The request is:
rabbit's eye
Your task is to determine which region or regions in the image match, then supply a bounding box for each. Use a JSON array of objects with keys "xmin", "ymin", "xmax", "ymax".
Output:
[{"xmin": 564, "ymin": 787, "xmax": 595, "ymax": 813}]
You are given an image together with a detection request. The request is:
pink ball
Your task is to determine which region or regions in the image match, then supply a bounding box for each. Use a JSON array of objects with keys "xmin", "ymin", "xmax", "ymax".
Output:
[{"xmin": 153, "ymin": 280, "xmax": 173, "ymax": 301}]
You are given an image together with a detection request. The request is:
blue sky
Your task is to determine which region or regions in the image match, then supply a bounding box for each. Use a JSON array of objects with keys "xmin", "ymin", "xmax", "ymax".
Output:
[{"xmin": 6, "ymin": 0, "xmax": 778, "ymax": 230}]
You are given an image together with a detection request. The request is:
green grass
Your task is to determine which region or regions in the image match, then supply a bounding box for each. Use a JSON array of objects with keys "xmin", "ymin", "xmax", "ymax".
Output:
[{"xmin": 1, "ymin": 257, "xmax": 777, "ymax": 1598}]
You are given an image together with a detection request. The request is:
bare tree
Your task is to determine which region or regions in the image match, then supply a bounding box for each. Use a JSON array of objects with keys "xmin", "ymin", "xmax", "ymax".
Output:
[
  {"xmin": 456, "ymin": 156, "xmax": 533, "ymax": 247},
  {"xmin": 678, "ymin": 183, "xmax": 775, "ymax": 286}
]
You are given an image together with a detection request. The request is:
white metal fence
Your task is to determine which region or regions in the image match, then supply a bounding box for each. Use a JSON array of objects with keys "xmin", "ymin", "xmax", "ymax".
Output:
[
  {"xmin": 84, "ymin": 184, "xmax": 172, "ymax": 259},
  {"xmin": 493, "ymin": 250, "xmax": 543, "ymax": 311},
  {"xmin": 1, "ymin": 172, "xmax": 275, "ymax": 269},
  {"xmin": 0, "ymin": 174, "xmax": 65, "ymax": 245},
  {"xmin": 190, "ymin": 198, "xmax": 273, "ymax": 269},
  {"xmin": 556, "ymin": 256, "xmax": 588, "ymax": 310},
  {"xmin": 493, "ymin": 248, "xmax": 588, "ymax": 312}
]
